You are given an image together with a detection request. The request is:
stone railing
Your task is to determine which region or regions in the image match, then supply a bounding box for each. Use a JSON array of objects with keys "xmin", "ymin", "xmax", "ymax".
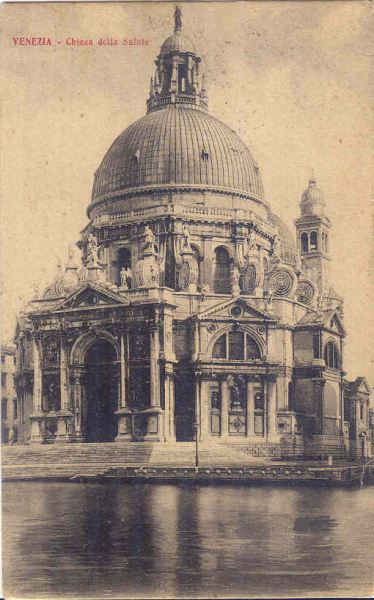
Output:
[
  {"xmin": 123, "ymin": 287, "xmax": 175, "ymax": 305},
  {"xmin": 92, "ymin": 204, "xmax": 263, "ymax": 227}
]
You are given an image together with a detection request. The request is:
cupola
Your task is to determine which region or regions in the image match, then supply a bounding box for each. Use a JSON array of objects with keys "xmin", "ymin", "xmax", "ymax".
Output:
[
  {"xmin": 300, "ymin": 174, "xmax": 326, "ymax": 217},
  {"xmin": 147, "ymin": 6, "xmax": 207, "ymax": 113}
]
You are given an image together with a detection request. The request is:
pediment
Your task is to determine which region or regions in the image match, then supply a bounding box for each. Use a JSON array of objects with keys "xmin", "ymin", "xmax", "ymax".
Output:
[
  {"xmin": 328, "ymin": 314, "xmax": 345, "ymax": 335},
  {"xmin": 352, "ymin": 377, "xmax": 372, "ymax": 396},
  {"xmin": 53, "ymin": 283, "xmax": 129, "ymax": 312},
  {"xmin": 196, "ymin": 296, "xmax": 277, "ymax": 322}
]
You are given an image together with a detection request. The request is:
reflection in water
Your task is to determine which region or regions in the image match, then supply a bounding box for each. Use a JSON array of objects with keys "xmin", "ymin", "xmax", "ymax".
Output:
[{"xmin": 3, "ymin": 482, "xmax": 374, "ymax": 599}]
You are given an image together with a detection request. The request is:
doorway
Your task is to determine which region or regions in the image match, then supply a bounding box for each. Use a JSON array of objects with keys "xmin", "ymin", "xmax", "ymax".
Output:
[{"xmin": 84, "ymin": 339, "xmax": 119, "ymax": 442}]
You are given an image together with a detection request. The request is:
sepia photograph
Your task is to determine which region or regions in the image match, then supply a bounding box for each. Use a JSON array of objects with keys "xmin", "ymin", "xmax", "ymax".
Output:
[{"xmin": 0, "ymin": 1, "xmax": 373, "ymax": 598}]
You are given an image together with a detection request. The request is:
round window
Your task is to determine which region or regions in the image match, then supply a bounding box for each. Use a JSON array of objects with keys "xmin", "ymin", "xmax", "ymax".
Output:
[{"xmin": 230, "ymin": 306, "xmax": 242, "ymax": 318}]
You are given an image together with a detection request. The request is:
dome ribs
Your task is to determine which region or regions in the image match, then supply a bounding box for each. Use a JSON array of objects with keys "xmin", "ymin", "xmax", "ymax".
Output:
[
  {"xmin": 142, "ymin": 109, "xmax": 160, "ymax": 186},
  {"xmin": 154, "ymin": 104, "xmax": 169, "ymax": 185},
  {"xmin": 190, "ymin": 107, "xmax": 211, "ymax": 186},
  {"xmin": 91, "ymin": 105, "xmax": 265, "ymax": 205},
  {"xmin": 199, "ymin": 111, "xmax": 220, "ymax": 188},
  {"xmin": 179, "ymin": 107, "xmax": 192, "ymax": 185},
  {"xmin": 208, "ymin": 114, "xmax": 232, "ymax": 191}
]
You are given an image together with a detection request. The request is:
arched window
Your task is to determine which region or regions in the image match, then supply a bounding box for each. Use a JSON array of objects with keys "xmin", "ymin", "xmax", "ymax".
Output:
[
  {"xmin": 212, "ymin": 334, "xmax": 226, "ymax": 359},
  {"xmin": 310, "ymin": 231, "xmax": 318, "ymax": 252},
  {"xmin": 212, "ymin": 331, "xmax": 261, "ymax": 361},
  {"xmin": 246, "ymin": 335, "xmax": 261, "ymax": 359},
  {"xmin": 301, "ymin": 232, "xmax": 309, "ymax": 253},
  {"xmin": 213, "ymin": 247, "xmax": 231, "ymax": 294},
  {"xmin": 325, "ymin": 234, "xmax": 329, "ymax": 253},
  {"xmin": 324, "ymin": 340, "xmax": 340, "ymax": 369}
]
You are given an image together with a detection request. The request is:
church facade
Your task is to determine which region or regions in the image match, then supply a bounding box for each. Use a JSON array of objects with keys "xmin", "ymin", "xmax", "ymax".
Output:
[{"xmin": 14, "ymin": 11, "xmax": 371, "ymax": 459}]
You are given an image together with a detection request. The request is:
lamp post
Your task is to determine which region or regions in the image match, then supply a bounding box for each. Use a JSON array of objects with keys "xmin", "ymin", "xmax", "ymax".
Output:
[{"xmin": 193, "ymin": 420, "xmax": 199, "ymax": 470}]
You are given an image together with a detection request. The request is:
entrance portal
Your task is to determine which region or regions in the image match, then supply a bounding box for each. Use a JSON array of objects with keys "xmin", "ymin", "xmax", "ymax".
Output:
[{"xmin": 84, "ymin": 339, "xmax": 119, "ymax": 442}]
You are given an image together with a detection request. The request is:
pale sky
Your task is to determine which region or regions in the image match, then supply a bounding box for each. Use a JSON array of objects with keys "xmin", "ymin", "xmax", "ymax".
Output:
[{"xmin": 0, "ymin": 1, "xmax": 372, "ymax": 382}]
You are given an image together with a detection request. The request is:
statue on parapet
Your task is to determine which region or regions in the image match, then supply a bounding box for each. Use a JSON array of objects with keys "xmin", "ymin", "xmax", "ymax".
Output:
[
  {"xmin": 182, "ymin": 224, "xmax": 192, "ymax": 250},
  {"xmin": 247, "ymin": 230, "xmax": 257, "ymax": 254},
  {"xmin": 272, "ymin": 234, "xmax": 281, "ymax": 258},
  {"xmin": 120, "ymin": 266, "xmax": 132, "ymax": 290},
  {"xmin": 143, "ymin": 225, "xmax": 156, "ymax": 251},
  {"xmin": 86, "ymin": 232, "xmax": 99, "ymax": 267},
  {"xmin": 230, "ymin": 264, "xmax": 240, "ymax": 295}
]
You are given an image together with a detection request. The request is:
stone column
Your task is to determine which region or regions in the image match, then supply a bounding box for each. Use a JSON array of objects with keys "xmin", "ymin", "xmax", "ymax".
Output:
[
  {"xmin": 119, "ymin": 333, "xmax": 126, "ymax": 409},
  {"xmin": 150, "ymin": 327, "xmax": 161, "ymax": 408},
  {"xmin": 115, "ymin": 332, "xmax": 132, "ymax": 442},
  {"xmin": 266, "ymin": 378, "xmax": 277, "ymax": 440},
  {"xmin": 71, "ymin": 373, "xmax": 84, "ymax": 442},
  {"xmin": 246, "ymin": 379, "xmax": 255, "ymax": 436},
  {"xmin": 30, "ymin": 336, "xmax": 43, "ymax": 443},
  {"xmin": 55, "ymin": 334, "xmax": 73, "ymax": 443},
  {"xmin": 59, "ymin": 335, "xmax": 69, "ymax": 411},
  {"xmin": 195, "ymin": 377, "xmax": 201, "ymax": 441},
  {"xmin": 147, "ymin": 325, "xmax": 163, "ymax": 440},
  {"xmin": 200, "ymin": 380, "xmax": 210, "ymax": 441},
  {"xmin": 220, "ymin": 379, "xmax": 229, "ymax": 438},
  {"xmin": 32, "ymin": 337, "xmax": 42, "ymax": 413},
  {"xmin": 163, "ymin": 367, "xmax": 175, "ymax": 442}
]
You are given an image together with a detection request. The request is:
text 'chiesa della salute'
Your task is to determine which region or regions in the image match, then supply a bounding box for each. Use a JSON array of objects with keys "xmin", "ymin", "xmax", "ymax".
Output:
[{"xmin": 14, "ymin": 8, "xmax": 372, "ymax": 460}]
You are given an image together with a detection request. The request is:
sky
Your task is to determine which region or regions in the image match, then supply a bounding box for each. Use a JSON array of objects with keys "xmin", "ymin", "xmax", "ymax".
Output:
[{"xmin": 0, "ymin": 1, "xmax": 372, "ymax": 382}]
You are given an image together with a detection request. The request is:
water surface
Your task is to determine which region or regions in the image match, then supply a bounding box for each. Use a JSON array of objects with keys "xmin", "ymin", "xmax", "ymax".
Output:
[{"xmin": 3, "ymin": 482, "xmax": 374, "ymax": 598}]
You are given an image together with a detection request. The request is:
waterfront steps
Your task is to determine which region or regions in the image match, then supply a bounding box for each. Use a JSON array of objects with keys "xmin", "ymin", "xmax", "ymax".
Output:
[{"xmin": 2, "ymin": 441, "xmax": 268, "ymax": 480}]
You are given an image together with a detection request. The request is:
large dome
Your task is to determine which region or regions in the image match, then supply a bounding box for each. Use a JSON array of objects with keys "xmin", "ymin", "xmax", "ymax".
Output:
[{"xmin": 91, "ymin": 105, "xmax": 264, "ymax": 206}]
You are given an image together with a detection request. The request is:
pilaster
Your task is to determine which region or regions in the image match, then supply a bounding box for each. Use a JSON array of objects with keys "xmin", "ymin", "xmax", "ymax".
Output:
[
  {"xmin": 246, "ymin": 379, "xmax": 255, "ymax": 436},
  {"xmin": 221, "ymin": 379, "xmax": 229, "ymax": 438},
  {"xmin": 115, "ymin": 332, "xmax": 132, "ymax": 442},
  {"xmin": 266, "ymin": 377, "xmax": 277, "ymax": 440}
]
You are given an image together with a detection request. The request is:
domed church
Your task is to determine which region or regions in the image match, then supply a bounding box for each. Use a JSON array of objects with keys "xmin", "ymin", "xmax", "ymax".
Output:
[{"xmin": 14, "ymin": 8, "xmax": 371, "ymax": 459}]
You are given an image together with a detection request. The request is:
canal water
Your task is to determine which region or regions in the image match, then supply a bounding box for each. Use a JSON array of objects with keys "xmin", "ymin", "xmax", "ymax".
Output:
[{"xmin": 3, "ymin": 482, "xmax": 374, "ymax": 599}]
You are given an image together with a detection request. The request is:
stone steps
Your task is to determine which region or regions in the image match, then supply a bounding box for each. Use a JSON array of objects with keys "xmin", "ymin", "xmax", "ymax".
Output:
[{"xmin": 2, "ymin": 441, "xmax": 268, "ymax": 479}]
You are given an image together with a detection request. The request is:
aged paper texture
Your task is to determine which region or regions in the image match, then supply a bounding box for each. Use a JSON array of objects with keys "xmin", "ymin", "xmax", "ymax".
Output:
[{"xmin": 1, "ymin": 2, "xmax": 373, "ymax": 599}]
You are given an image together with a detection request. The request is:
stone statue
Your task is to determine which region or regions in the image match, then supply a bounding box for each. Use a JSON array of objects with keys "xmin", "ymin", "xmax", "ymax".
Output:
[
  {"xmin": 230, "ymin": 384, "xmax": 243, "ymax": 411},
  {"xmin": 120, "ymin": 266, "xmax": 132, "ymax": 290},
  {"xmin": 272, "ymin": 234, "xmax": 281, "ymax": 258},
  {"xmin": 174, "ymin": 5, "xmax": 182, "ymax": 31},
  {"xmin": 68, "ymin": 245, "xmax": 75, "ymax": 265},
  {"xmin": 144, "ymin": 225, "xmax": 155, "ymax": 250},
  {"xmin": 247, "ymin": 230, "xmax": 257, "ymax": 253},
  {"xmin": 295, "ymin": 251, "xmax": 302, "ymax": 272},
  {"xmin": 182, "ymin": 224, "xmax": 191, "ymax": 250},
  {"xmin": 230, "ymin": 265, "xmax": 240, "ymax": 293},
  {"xmin": 86, "ymin": 232, "xmax": 99, "ymax": 267}
]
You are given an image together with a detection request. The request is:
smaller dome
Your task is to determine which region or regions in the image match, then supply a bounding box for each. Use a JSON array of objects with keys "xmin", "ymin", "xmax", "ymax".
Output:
[
  {"xmin": 300, "ymin": 175, "xmax": 325, "ymax": 216},
  {"xmin": 301, "ymin": 175, "xmax": 325, "ymax": 204},
  {"xmin": 268, "ymin": 212, "xmax": 297, "ymax": 266},
  {"xmin": 160, "ymin": 31, "xmax": 195, "ymax": 56},
  {"xmin": 42, "ymin": 263, "xmax": 78, "ymax": 299}
]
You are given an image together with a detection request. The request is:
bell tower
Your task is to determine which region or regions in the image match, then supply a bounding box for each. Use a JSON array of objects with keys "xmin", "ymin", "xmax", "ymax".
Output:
[
  {"xmin": 294, "ymin": 175, "xmax": 331, "ymax": 296},
  {"xmin": 147, "ymin": 6, "xmax": 208, "ymax": 113}
]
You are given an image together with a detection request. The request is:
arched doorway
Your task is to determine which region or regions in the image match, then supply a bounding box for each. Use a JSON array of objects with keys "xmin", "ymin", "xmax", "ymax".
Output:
[{"xmin": 84, "ymin": 339, "xmax": 119, "ymax": 442}]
